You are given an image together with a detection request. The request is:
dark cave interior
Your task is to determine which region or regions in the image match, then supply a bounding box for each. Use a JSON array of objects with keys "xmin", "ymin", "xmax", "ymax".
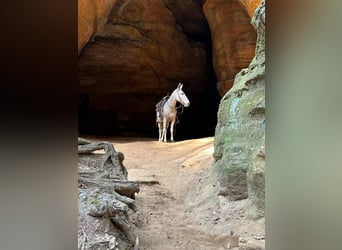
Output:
[
  {"xmin": 78, "ymin": 62, "xmax": 220, "ymax": 140},
  {"xmin": 78, "ymin": 3, "xmax": 222, "ymax": 140}
]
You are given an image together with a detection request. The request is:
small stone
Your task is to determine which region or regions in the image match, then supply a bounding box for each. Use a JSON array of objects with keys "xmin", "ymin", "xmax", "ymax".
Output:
[{"xmin": 239, "ymin": 238, "xmax": 247, "ymax": 243}]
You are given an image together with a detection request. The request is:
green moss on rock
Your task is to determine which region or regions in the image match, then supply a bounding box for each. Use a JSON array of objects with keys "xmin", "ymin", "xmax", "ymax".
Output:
[{"xmin": 212, "ymin": 0, "xmax": 265, "ymax": 217}]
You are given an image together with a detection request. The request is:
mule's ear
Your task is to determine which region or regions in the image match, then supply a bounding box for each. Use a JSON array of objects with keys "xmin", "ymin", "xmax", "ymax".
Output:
[{"xmin": 178, "ymin": 82, "xmax": 183, "ymax": 89}]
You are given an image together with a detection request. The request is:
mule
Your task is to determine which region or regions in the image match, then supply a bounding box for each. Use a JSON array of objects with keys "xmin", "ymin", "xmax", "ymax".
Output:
[{"xmin": 156, "ymin": 83, "xmax": 190, "ymax": 142}]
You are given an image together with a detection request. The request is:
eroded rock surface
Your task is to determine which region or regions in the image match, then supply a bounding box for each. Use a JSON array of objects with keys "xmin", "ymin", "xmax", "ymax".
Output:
[
  {"xmin": 238, "ymin": 0, "xmax": 262, "ymax": 18},
  {"xmin": 212, "ymin": 0, "xmax": 265, "ymax": 218},
  {"xmin": 164, "ymin": 0, "xmax": 210, "ymax": 42},
  {"xmin": 203, "ymin": 0, "xmax": 258, "ymax": 96},
  {"xmin": 78, "ymin": 0, "xmax": 116, "ymax": 54}
]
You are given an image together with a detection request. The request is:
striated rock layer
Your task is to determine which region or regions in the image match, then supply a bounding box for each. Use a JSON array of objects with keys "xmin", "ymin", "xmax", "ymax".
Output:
[
  {"xmin": 78, "ymin": 0, "xmax": 218, "ymax": 137},
  {"xmin": 212, "ymin": 0, "xmax": 265, "ymax": 218},
  {"xmin": 203, "ymin": 0, "xmax": 259, "ymax": 96}
]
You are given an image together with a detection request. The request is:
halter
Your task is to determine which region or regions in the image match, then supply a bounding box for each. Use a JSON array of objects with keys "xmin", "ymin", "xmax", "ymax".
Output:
[
  {"xmin": 175, "ymin": 90, "xmax": 188, "ymax": 106},
  {"xmin": 176, "ymin": 103, "xmax": 184, "ymax": 114}
]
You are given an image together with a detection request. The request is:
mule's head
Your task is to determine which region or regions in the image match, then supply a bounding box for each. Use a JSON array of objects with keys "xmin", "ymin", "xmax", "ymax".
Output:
[{"xmin": 175, "ymin": 83, "xmax": 190, "ymax": 107}]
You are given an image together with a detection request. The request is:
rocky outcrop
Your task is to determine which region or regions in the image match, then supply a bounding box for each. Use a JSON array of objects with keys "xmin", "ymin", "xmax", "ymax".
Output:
[
  {"xmin": 203, "ymin": 0, "xmax": 259, "ymax": 96},
  {"xmin": 78, "ymin": 0, "xmax": 218, "ymax": 137},
  {"xmin": 212, "ymin": 0, "xmax": 265, "ymax": 217}
]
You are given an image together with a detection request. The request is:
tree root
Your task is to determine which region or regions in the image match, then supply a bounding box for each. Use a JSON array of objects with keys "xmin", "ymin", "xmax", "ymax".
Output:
[{"xmin": 78, "ymin": 138, "xmax": 140, "ymax": 249}]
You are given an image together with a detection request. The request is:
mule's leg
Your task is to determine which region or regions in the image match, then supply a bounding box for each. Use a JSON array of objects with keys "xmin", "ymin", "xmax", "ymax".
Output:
[
  {"xmin": 165, "ymin": 122, "xmax": 170, "ymax": 143},
  {"xmin": 162, "ymin": 120, "xmax": 169, "ymax": 143},
  {"xmin": 170, "ymin": 119, "xmax": 176, "ymax": 142},
  {"xmin": 161, "ymin": 118, "xmax": 166, "ymax": 142},
  {"xmin": 158, "ymin": 122, "xmax": 162, "ymax": 142}
]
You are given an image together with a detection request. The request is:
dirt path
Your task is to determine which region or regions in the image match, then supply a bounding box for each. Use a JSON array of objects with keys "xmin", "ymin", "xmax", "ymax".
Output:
[{"xmin": 86, "ymin": 136, "xmax": 265, "ymax": 250}]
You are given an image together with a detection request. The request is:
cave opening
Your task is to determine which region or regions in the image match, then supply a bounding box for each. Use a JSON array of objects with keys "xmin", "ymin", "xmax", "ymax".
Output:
[
  {"xmin": 173, "ymin": 45, "xmax": 220, "ymax": 140},
  {"xmin": 78, "ymin": 46, "xmax": 220, "ymax": 140},
  {"xmin": 78, "ymin": 1, "xmax": 221, "ymax": 140}
]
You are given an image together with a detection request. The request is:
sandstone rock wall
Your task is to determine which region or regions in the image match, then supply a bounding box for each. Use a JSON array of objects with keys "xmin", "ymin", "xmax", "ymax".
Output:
[
  {"xmin": 238, "ymin": 0, "xmax": 262, "ymax": 18},
  {"xmin": 163, "ymin": 0, "xmax": 210, "ymax": 42},
  {"xmin": 203, "ymin": 0, "xmax": 259, "ymax": 96},
  {"xmin": 78, "ymin": 0, "xmax": 218, "ymax": 136},
  {"xmin": 77, "ymin": 0, "xmax": 262, "ymax": 137},
  {"xmin": 212, "ymin": 0, "xmax": 265, "ymax": 218},
  {"xmin": 78, "ymin": 0, "xmax": 116, "ymax": 54}
]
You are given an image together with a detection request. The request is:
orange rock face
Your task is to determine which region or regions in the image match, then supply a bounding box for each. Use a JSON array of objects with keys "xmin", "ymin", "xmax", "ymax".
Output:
[
  {"xmin": 78, "ymin": 0, "xmax": 218, "ymax": 137},
  {"xmin": 203, "ymin": 0, "xmax": 257, "ymax": 96},
  {"xmin": 78, "ymin": 0, "xmax": 116, "ymax": 54},
  {"xmin": 238, "ymin": 0, "xmax": 262, "ymax": 18}
]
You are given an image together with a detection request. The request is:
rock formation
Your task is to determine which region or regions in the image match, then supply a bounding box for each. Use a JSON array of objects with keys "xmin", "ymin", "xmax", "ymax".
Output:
[
  {"xmin": 78, "ymin": 0, "xmax": 218, "ymax": 137},
  {"xmin": 238, "ymin": 0, "xmax": 262, "ymax": 18},
  {"xmin": 163, "ymin": 0, "xmax": 210, "ymax": 42},
  {"xmin": 78, "ymin": 0, "xmax": 116, "ymax": 54},
  {"xmin": 203, "ymin": 0, "xmax": 260, "ymax": 96},
  {"xmin": 212, "ymin": 0, "xmax": 265, "ymax": 218},
  {"xmin": 77, "ymin": 0, "xmax": 262, "ymax": 138}
]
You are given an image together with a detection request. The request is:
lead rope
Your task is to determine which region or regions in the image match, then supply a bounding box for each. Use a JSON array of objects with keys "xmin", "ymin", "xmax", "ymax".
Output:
[
  {"xmin": 176, "ymin": 103, "xmax": 184, "ymax": 115},
  {"xmin": 173, "ymin": 103, "xmax": 184, "ymax": 140}
]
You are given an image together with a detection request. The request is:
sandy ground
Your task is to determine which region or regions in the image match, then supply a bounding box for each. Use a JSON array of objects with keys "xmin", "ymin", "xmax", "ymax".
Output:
[{"xmin": 85, "ymin": 136, "xmax": 265, "ymax": 250}]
